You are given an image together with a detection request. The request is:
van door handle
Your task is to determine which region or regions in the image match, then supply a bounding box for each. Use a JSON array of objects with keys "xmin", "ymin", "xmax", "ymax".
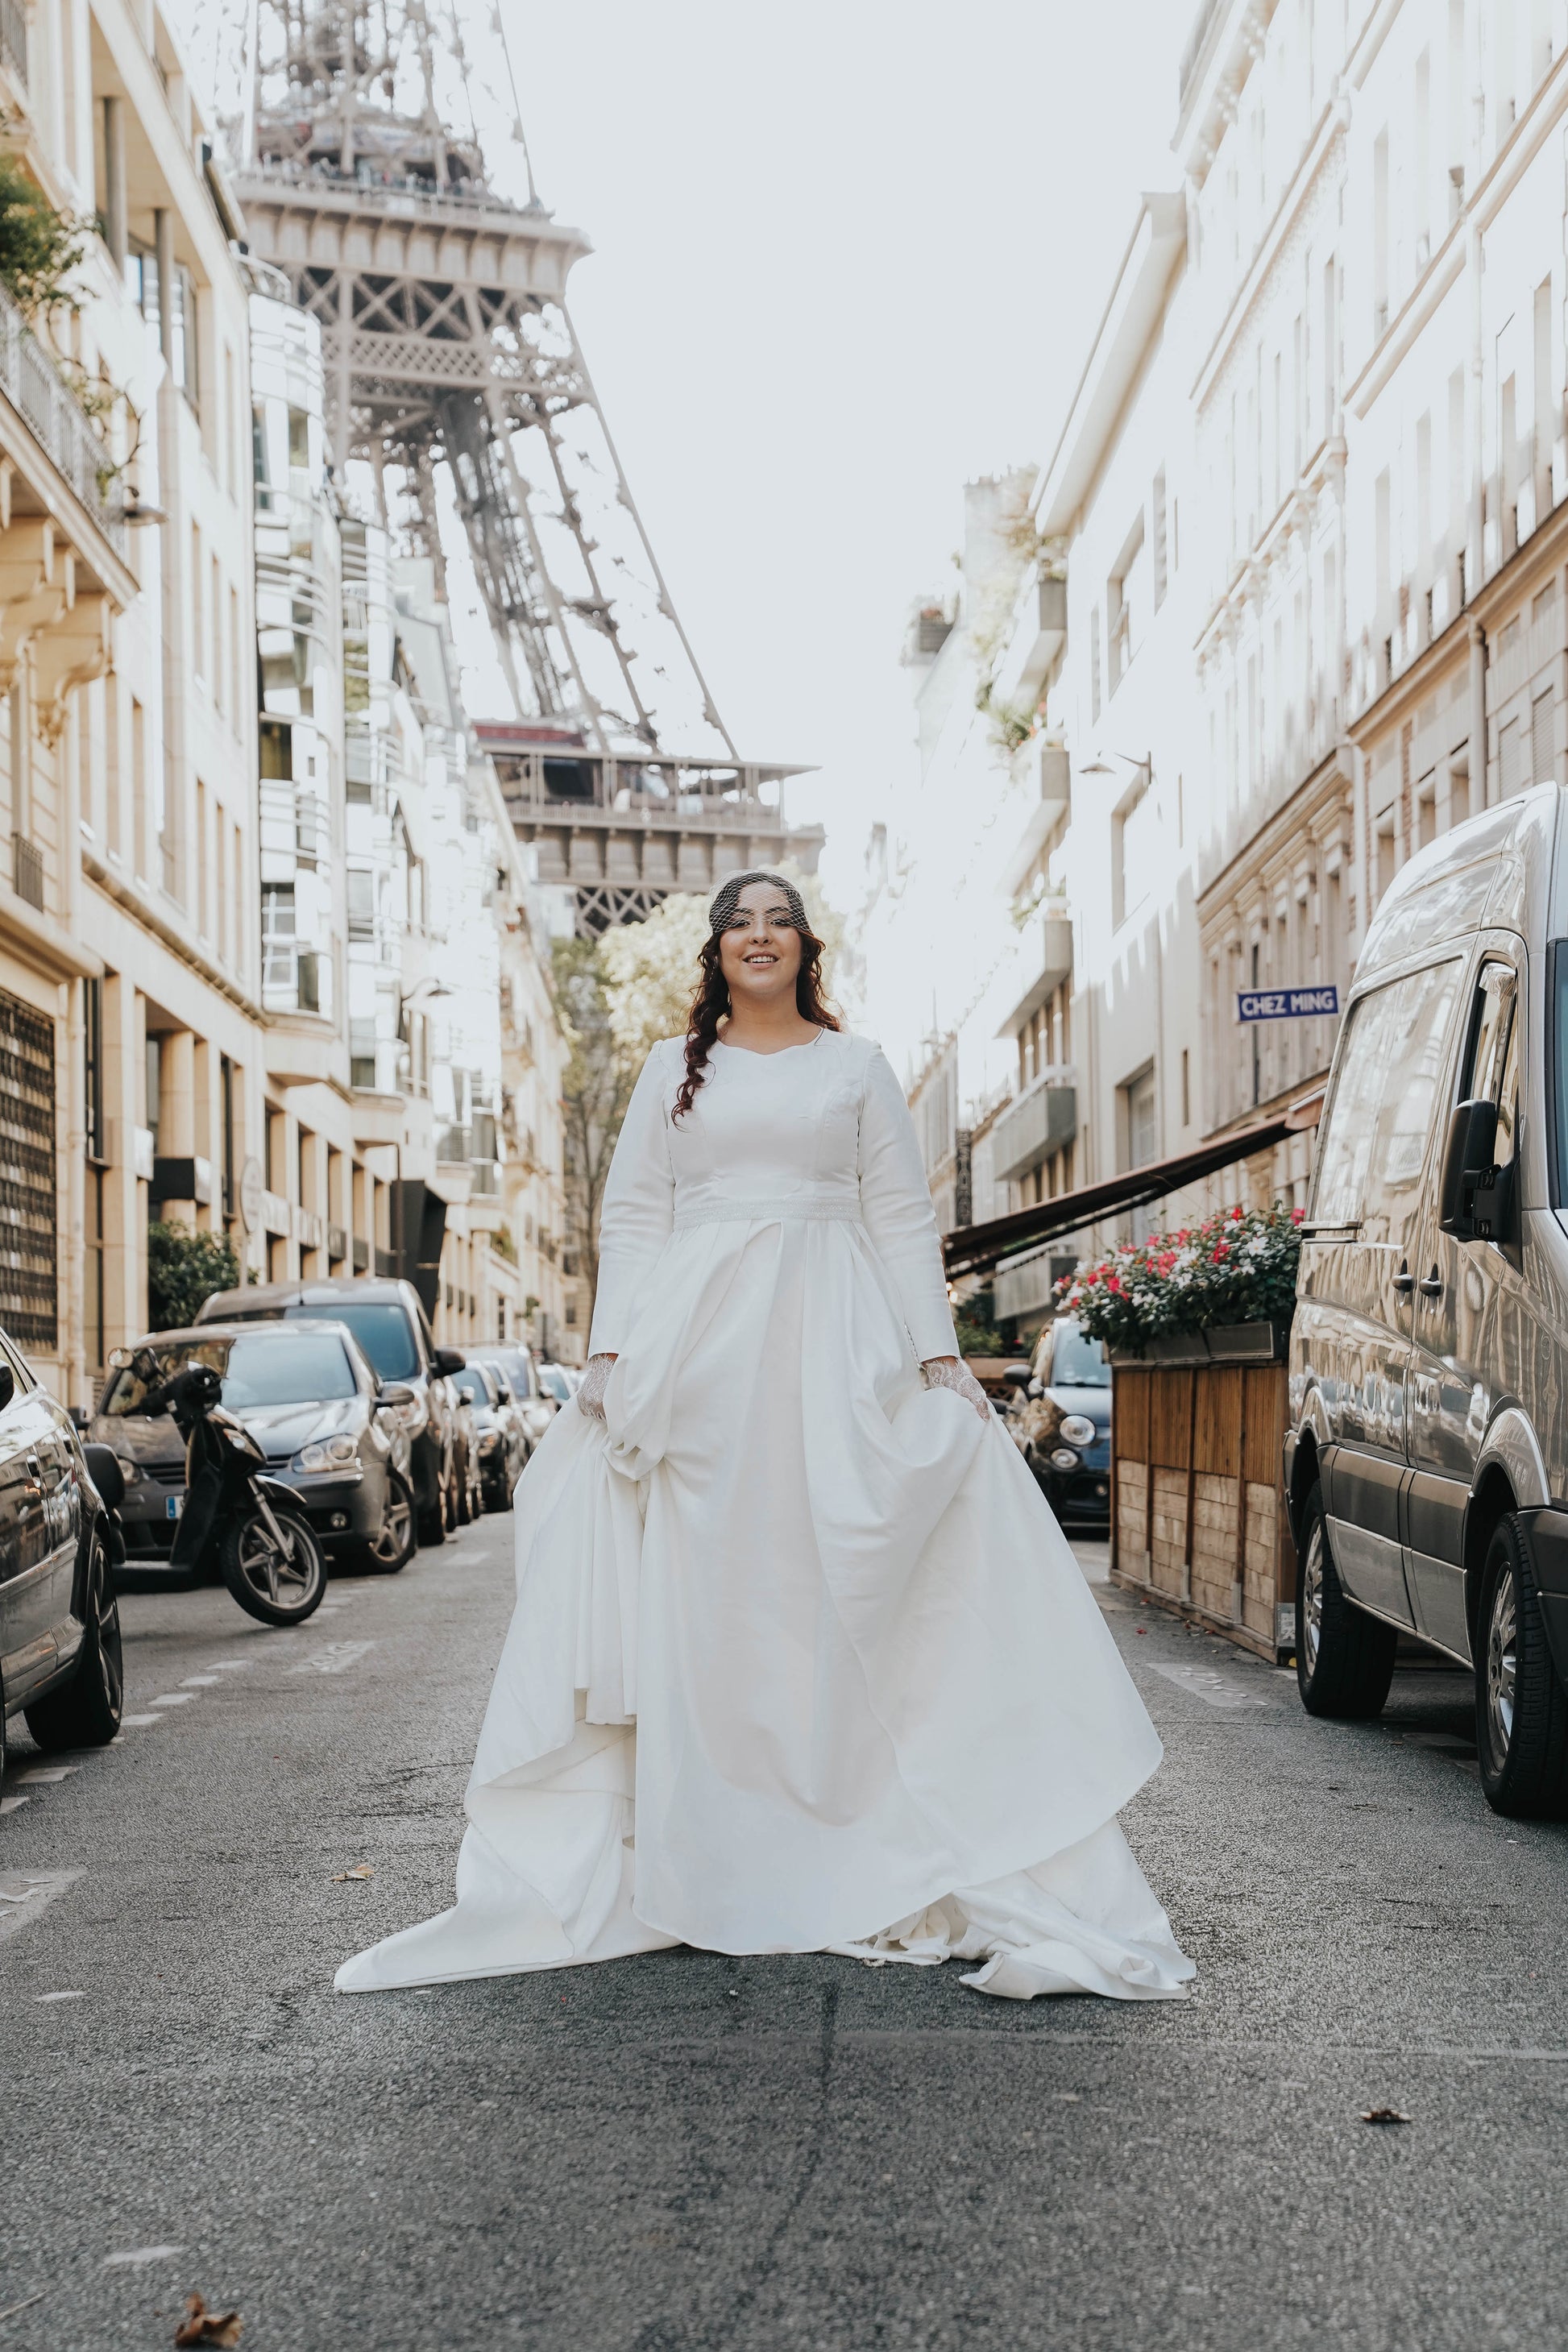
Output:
[
  {"xmin": 1392, "ymin": 1264, "xmax": 1414, "ymax": 1292},
  {"xmin": 1419, "ymin": 1270, "xmax": 1444, "ymax": 1297}
]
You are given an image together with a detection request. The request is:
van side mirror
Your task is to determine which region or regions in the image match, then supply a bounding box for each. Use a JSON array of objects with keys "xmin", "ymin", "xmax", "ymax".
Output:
[
  {"xmin": 431, "ymin": 1346, "xmax": 466, "ymax": 1376},
  {"xmin": 1439, "ymin": 1097, "xmax": 1500, "ymax": 1241}
]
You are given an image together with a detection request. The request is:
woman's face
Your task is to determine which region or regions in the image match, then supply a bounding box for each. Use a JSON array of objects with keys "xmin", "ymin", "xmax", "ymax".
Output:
[{"xmin": 717, "ymin": 880, "xmax": 803, "ymax": 1008}]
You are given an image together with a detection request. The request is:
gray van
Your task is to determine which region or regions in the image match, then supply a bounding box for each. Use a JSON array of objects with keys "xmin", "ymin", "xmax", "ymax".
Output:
[{"xmin": 1284, "ymin": 782, "xmax": 1568, "ymax": 1817}]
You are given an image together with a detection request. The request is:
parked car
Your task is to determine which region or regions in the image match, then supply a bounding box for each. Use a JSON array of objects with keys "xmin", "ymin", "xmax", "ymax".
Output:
[
  {"xmin": 454, "ymin": 1359, "xmax": 527, "ymax": 1509},
  {"xmin": 1012, "ymin": 1317, "xmax": 1112, "ymax": 1529},
  {"xmin": 196, "ymin": 1277, "xmax": 465, "ymax": 1547},
  {"xmin": 537, "ymin": 1363, "xmax": 579, "ymax": 1408},
  {"xmin": 1284, "ymin": 782, "xmax": 1568, "ymax": 1816},
  {"xmin": 444, "ymin": 1375, "xmax": 485, "ymax": 1525},
  {"xmin": 0, "ymin": 1324, "xmax": 122, "ymax": 1782},
  {"xmin": 468, "ymin": 1345, "xmax": 556, "ymax": 1454},
  {"xmin": 93, "ymin": 1321, "xmax": 417, "ymax": 1578}
]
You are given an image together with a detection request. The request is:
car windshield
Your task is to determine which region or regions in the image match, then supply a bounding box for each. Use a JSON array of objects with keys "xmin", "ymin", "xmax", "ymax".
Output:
[
  {"xmin": 454, "ymin": 1367, "xmax": 492, "ymax": 1405},
  {"xmin": 537, "ymin": 1364, "xmax": 573, "ymax": 1404},
  {"xmin": 475, "ymin": 1349, "xmax": 531, "ymax": 1396},
  {"xmin": 285, "ymin": 1300, "xmax": 417, "ymax": 1381},
  {"xmin": 1048, "ymin": 1320, "xmax": 1110, "ymax": 1389},
  {"xmin": 102, "ymin": 1333, "xmax": 358, "ymax": 1414}
]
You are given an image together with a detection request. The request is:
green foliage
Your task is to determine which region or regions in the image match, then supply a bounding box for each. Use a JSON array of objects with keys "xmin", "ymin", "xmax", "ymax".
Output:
[
  {"xmin": 0, "ymin": 161, "xmax": 87, "ymax": 316},
  {"xmin": 492, "ymin": 1223, "xmax": 518, "ymax": 1264},
  {"xmin": 952, "ymin": 1288, "xmax": 1009, "ymax": 1357},
  {"xmin": 147, "ymin": 1222, "xmax": 241, "ymax": 1334}
]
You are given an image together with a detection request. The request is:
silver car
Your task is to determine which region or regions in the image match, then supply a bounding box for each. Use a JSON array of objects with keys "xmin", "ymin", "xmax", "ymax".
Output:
[{"xmin": 1284, "ymin": 782, "xmax": 1568, "ymax": 1816}]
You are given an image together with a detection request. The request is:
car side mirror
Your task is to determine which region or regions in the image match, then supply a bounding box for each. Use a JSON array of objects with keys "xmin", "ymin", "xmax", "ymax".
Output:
[
  {"xmin": 432, "ymin": 1346, "xmax": 466, "ymax": 1376},
  {"xmin": 0, "ymin": 1360, "xmax": 13, "ymax": 1412},
  {"xmin": 68, "ymin": 1402, "xmax": 89, "ymax": 1429},
  {"xmin": 1439, "ymin": 1097, "xmax": 1500, "ymax": 1241},
  {"xmin": 376, "ymin": 1383, "xmax": 416, "ymax": 1409}
]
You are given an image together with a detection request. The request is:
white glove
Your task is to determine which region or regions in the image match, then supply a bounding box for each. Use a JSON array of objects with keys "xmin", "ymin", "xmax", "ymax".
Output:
[
  {"xmin": 921, "ymin": 1355, "xmax": 991, "ymax": 1423},
  {"xmin": 577, "ymin": 1353, "xmax": 616, "ymax": 1422}
]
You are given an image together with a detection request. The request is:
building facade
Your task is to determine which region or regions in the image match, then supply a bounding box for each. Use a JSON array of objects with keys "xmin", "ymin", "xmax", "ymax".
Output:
[
  {"xmin": 0, "ymin": 0, "xmax": 570, "ymax": 1401},
  {"xmin": 878, "ymin": 0, "xmax": 1568, "ymax": 1340}
]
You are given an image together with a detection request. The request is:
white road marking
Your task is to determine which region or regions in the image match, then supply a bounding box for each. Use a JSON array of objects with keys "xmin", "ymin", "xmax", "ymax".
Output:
[
  {"xmin": 102, "ymin": 2245, "xmax": 183, "ymax": 2268},
  {"xmin": 0, "ymin": 1870, "xmax": 81, "ymax": 1947},
  {"xmin": 150, "ymin": 1692, "xmax": 194, "ymax": 1706},
  {"xmin": 14, "ymin": 1765, "xmax": 77, "ymax": 1784},
  {"xmin": 118, "ymin": 1713, "xmax": 164, "ymax": 1727},
  {"xmin": 208, "ymin": 1660, "xmax": 253, "ymax": 1672},
  {"xmin": 0, "ymin": 1793, "xmax": 33, "ymax": 1813},
  {"xmin": 1145, "ymin": 1659, "xmax": 1269, "ymax": 1710},
  {"xmin": 293, "ymin": 1640, "xmax": 374, "ymax": 1676},
  {"xmin": 180, "ymin": 1674, "xmax": 222, "ymax": 1687},
  {"xmin": 34, "ymin": 1989, "xmax": 84, "ymax": 2002}
]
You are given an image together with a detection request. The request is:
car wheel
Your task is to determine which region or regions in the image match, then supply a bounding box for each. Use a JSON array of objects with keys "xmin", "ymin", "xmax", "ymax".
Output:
[
  {"xmin": 24, "ymin": 1533, "xmax": 123, "ymax": 1751},
  {"xmin": 1476, "ymin": 1515, "xmax": 1568, "ymax": 1818},
  {"xmin": 1295, "ymin": 1480, "xmax": 1396, "ymax": 1719},
  {"xmin": 352, "ymin": 1469, "xmax": 417, "ymax": 1576}
]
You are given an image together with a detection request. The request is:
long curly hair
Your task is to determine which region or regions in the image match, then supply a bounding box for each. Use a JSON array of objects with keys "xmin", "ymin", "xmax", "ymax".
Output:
[{"xmin": 674, "ymin": 870, "xmax": 840, "ymax": 1122}]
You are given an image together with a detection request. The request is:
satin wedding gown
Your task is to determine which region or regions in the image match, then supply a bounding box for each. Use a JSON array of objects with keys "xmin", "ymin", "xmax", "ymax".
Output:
[{"xmin": 338, "ymin": 1029, "xmax": 1193, "ymax": 2001}]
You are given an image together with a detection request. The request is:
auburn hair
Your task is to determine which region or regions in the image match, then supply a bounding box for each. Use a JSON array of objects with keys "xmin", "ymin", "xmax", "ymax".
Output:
[{"xmin": 674, "ymin": 871, "xmax": 840, "ymax": 1121}]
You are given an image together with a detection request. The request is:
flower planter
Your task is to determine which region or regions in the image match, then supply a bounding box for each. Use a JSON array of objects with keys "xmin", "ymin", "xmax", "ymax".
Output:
[{"xmin": 1110, "ymin": 1337, "xmax": 1296, "ymax": 1664}]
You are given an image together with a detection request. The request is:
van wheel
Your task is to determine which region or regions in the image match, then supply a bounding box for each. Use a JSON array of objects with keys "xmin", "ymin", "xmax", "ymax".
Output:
[
  {"xmin": 1476, "ymin": 1516, "xmax": 1568, "ymax": 1818},
  {"xmin": 1295, "ymin": 1482, "xmax": 1396, "ymax": 1719}
]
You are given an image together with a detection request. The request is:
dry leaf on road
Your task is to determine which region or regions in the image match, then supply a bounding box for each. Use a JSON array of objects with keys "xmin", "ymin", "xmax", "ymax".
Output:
[
  {"xmin": 1359, "ymin": 2107, "xmax": 1411, "ymax": 2126},
  {"xmin": 173, "ymin": 2290, "xmax": 243, "ymax": 2346},
  {"xmin": 332, "ymin": 1864, "xmax": 374, "ymax": 1881}
]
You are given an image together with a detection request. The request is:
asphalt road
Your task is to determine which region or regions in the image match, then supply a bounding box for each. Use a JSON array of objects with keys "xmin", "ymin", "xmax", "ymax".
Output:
[{"xmin": 3, "ymin": 1500, "xmax": 1566, "ymax": 2352}]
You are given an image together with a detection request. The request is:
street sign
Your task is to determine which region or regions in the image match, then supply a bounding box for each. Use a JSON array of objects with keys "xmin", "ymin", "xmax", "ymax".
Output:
[{"xmin": 1236, "ymin": 985, "xmax": 1340, "ymax": 1023}]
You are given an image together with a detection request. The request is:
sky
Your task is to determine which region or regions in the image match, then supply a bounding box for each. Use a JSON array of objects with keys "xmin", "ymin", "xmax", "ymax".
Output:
[
  {"xmin": 183, "ymin": 0, "xmax": 1189, "ymax": 910},
  {"xmin": 493, "ymin": 0, "xmax": 1188, "ymax": 907}
]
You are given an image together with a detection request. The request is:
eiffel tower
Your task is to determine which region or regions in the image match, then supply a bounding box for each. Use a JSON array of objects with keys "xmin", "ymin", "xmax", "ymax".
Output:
[{"xmin": 234, "ymin": 0, "xmax": 820, "ymax": 932}]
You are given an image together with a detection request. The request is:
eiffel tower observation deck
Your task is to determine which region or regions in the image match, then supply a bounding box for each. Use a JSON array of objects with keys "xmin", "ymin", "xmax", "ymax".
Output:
[{"xmin": 234, "ymin": 1, "xmax": 820, "ymax": 934}]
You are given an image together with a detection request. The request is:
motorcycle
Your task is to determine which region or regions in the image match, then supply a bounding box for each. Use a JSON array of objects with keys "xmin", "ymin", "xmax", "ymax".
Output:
[{"xmin": 110, "ymin": 1346, "xmax": 328, "ymax": 1627}]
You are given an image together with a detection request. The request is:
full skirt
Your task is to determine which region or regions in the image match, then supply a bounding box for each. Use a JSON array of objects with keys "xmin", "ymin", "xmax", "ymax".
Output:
[{"xmin": 337, "ymin": 1217, "xmax": 1193, "ymax": 2002}]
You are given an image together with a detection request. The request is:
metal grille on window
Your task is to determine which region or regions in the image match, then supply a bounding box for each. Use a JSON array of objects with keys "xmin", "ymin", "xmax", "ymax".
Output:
[{"xmin": 0, "ymin": 989, "xmax": 56, "ymax": 1349}]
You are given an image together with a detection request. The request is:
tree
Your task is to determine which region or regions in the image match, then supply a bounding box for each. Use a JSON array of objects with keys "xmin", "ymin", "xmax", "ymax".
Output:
[
  {"xmin": 0, "ymin": 161, "xmax": 86, "ymax": 317},
  {"xmin": 552, "ymin": 937, "xmax": 637, "ymax": 1325},
  {"xmin": 146, "ymin": 1222, "xmax": 241, "ymax": 1333}
]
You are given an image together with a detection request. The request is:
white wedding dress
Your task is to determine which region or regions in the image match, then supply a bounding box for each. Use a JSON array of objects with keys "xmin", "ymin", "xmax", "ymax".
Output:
[{"xmin": 338, "ymin": 1031, "xmax": 1193, "ymax": 2001}]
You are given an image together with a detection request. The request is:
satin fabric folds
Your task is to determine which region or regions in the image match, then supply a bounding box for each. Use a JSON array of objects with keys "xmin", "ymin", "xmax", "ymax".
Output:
[{"xmin": 338, "ymin": 1031, "xmax": 1193, "ymax": 2002}]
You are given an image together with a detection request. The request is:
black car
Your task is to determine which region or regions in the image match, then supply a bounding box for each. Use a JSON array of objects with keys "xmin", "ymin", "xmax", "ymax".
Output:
[
  {"xmin": 93, "ymin": 1321, "xmax": 417, "ymax": 1577},
  {"xmin": 195, "ymin": 1276, "xmax": 465, "ymax": 1546},
  {"xmin": 453, "ymin": 1359, "xmax": 527, "ymax": 1509},
  {"xmin": 0, "ymin": 1324, "xmax": 122, "ymax": 1783},
  {"xmin": 1012, "ymin": 1315, "xmax": 1112, "ymax": 1529}
]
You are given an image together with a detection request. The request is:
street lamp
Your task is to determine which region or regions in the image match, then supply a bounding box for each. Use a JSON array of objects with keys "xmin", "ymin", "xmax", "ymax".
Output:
[{"xmin": 1080, "ymin": 750, "xmax": 1152, "ymax": 783}]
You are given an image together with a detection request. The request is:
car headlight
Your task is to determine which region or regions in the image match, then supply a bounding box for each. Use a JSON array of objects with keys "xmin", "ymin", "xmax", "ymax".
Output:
[
  {"xmin": 114, "ymin": 1455, "xmax": 143, "ymax": 1486},
  {"xmin": 1059, "ymin": 1414, "xmax": 1097, "ymax": 1446},
  {"xmin": 1049, "ymin": 1446, "xmax": 1081, "ymax": 1471},
  {"xmin": 293, "ymin": 1433, "xmax": 360, "ymax": 1473}
]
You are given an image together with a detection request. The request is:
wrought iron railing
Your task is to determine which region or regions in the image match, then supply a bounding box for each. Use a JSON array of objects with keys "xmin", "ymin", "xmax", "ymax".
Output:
[{"xmin": 0, "ymin": 279, "xmax": 123, "ymax": 552}]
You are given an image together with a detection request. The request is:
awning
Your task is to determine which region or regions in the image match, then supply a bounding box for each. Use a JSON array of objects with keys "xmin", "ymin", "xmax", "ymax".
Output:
[{"xmin": 943, "ymin": 1089, "xmax": 1323, "ymax": 1280}]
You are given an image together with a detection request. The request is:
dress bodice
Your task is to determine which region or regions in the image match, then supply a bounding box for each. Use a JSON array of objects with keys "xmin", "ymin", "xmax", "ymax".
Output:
[{"xmin": 588, "ymin": 1029, "xmax": 957, "ymax": 1362}]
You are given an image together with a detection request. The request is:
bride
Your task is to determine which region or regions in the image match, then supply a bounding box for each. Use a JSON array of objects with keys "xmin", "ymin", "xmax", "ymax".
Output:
[{"xmin": 338, "ymin": 871, "xmax": 1193, "ymax": 2002}]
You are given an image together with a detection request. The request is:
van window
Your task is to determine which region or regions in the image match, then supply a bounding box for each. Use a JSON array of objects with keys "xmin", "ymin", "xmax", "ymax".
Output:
[
  {"xmin": 1463, "ymin": 962, "xmax": 1520, "ymax": 1171},
  {"xmin": 1313, "ymin": 960, "xmax": 1463, "ymax": 1236},
  {"xmin": 284, "ymin": 1300, "xmax": 417, "ymax": 1381}
]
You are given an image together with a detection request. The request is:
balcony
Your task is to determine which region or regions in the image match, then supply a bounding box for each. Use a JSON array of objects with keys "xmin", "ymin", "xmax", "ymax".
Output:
[
  {"xmin": 0, "ymin": 278, "xmax": 125, "ymax": 564},
  {"xmin": 995, "ymin": 911, "xmax": 1073, "ymax": 1039},
  {"xmin": 999, "ymin": 744, "xmax": 1071, "ymax": 896},
  {"xmin": 989, "ymin": 573, "xmax": 1068, "ymax": 713},
  {"xmin": 990, "ymin": 1076, "xmax": 1078, "ymax": 1184}
]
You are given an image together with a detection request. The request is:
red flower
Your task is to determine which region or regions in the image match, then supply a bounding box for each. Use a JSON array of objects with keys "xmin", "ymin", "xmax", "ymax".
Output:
[
  {"xmin": 1106, "ymin": 1275, "xmax": 1123, "ymax": 1293},
  {"xmin": 1291, "ymin": 1206, "xmax": 1305, "ymax": 1223},
  {"xmin": 1212, "ymin": 1242, "xmax": 1230, "ymax": 1262}
]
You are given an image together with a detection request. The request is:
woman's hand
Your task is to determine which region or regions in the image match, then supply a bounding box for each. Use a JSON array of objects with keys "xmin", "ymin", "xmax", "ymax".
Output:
[
  {"xmin": 577, "ymin": 1354, "xmax": 617, "ymax": 1421},
  {"xmin": 921, "ymin": 1355, "xmax": 991, "ymax": 1423}
]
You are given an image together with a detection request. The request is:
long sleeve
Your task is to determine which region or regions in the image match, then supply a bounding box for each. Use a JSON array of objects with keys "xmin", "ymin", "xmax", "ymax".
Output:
[
  {"xmin": 588, "ymin": 1042, "xmax": 676, "ymax": 1355},
  {"xmin": 857, "ymin": 1043, "xmax": 959, "ymax": 1362}
]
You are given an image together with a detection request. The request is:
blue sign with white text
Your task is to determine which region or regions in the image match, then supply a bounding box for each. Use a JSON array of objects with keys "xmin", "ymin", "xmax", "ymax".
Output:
[{"xmin": 1236, "ymin": 985, "xmax": 1340, "ymax": 1023}]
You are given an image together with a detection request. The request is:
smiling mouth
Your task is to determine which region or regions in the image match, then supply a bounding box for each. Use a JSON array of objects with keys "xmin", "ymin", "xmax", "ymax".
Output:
[{"xmin": 743, "ymin": 953, "xmax": 778, "ymax": 965}]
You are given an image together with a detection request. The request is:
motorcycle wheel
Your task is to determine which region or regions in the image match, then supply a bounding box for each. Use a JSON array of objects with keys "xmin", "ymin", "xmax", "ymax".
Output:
[{"xmin": 218, "ymin": 1504, "xmax": 327, "ymax": 1626}]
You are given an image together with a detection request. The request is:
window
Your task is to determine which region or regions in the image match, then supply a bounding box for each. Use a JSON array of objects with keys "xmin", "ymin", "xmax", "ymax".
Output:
[
  {"xmin": 1311, "ymin": 960, "xmax": 1464, "ymax": 1236},
  {"xmin": 1108, "ymin": 514, "xmax": 1147, "ymax": 694},
  {"xmin": 1113, "ymin": 773, "xmax": 1158, "ymax": 928},
  {"xmin": 84, "ymin": 976, "xmax": 106, "ymax": 1165},
  {"xmin": 261, "ymin": 883, "xmax": 297, "ymax": 996},
  {"xmin": 1089, "ymin": 606, "xmax": 1101, "ymax": 723},
  {"xmin": 346, "ymin": 869, "xmax": 375, "ymax": 940},
  {"xmin": 1152, "ymin": 471, "xmax": 1168, "ymax": 611},
  {"xmin": 1464, "ymin": 962, "xmax": 1520, "ymax": 1171}
]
